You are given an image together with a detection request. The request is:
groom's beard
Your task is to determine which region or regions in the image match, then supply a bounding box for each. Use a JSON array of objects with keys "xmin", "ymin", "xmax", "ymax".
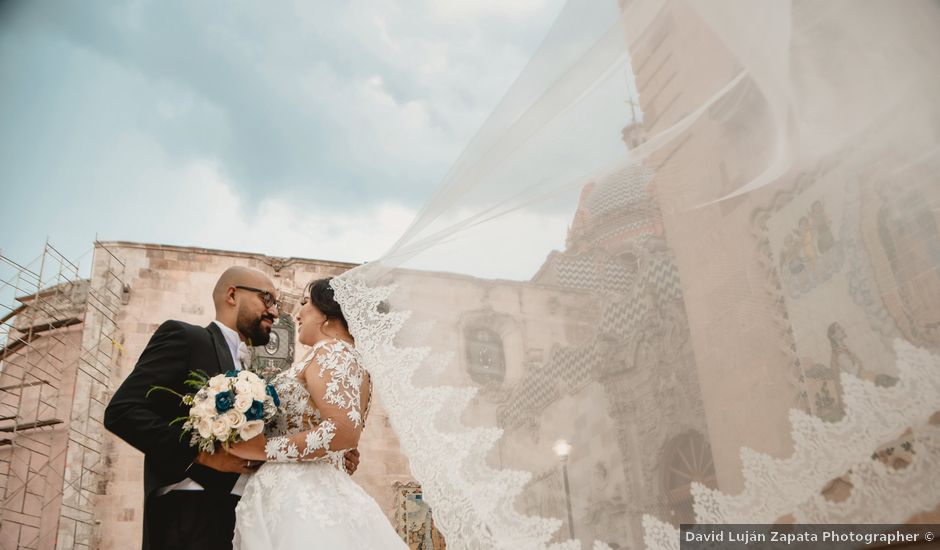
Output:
[{"xmin": 237, "ymin": 310, "xmax": 275, "ymax": 346}]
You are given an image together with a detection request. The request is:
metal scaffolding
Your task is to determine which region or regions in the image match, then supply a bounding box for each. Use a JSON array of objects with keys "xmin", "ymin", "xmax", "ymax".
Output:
[{"xmin": 0, "ymin": 241, "xmax": 125, "ymax": 550}]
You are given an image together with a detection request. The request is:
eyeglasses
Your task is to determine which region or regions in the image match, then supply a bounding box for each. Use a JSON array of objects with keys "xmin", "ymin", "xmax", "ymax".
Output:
[{"xmin": 234, "ymin": 285, "xmax": 281, "ymax": 309}]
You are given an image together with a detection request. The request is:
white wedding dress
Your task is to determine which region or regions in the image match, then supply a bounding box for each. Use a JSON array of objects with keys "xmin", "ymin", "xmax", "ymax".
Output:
[{"xmin": 233, "ymin": 339, "xmax": 407, "ymax": 549}]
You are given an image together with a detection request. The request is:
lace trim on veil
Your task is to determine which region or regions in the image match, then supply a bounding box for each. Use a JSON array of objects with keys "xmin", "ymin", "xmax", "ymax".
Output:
[
  {"xmin": 643, "ymin": 340, "xmax": 940, "ymax": 550},
  {"xmin": 333, "ymin": 278, "xmax": 575, "ymax": 549},
  {"xmin": 335, "ymin": 276, "xmax": 939, "ymax": 550}
]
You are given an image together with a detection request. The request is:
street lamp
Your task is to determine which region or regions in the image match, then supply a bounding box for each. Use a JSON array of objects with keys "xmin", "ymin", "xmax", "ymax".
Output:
[{"xmin": 553, "ymin": 439, "xmax": 575, "ymax": 540}]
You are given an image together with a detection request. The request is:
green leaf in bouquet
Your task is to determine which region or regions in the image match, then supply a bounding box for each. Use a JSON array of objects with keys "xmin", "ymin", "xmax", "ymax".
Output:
[
  {"xmin": 169, "ymin": 416, "xmax": 190, "ymax": 427},
  {"xmin": 146, "ymin": 385, "xmax": 186, "ymax": 400},
  {"xmin": 188, "ymin": 369, "xmax": 210, "ymax": 384}
]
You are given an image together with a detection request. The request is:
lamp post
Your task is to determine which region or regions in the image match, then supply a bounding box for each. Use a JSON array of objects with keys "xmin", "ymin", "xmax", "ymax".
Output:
[{"xmin": 553, "ymin": 439, "xmax": 575, "ymax": 540}]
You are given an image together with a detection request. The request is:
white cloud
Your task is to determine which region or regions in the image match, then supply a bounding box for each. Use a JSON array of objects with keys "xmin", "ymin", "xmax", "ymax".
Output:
[
  {"xmin": 399, "ymin": 206, "xmax": 571, "ymax": 280},
  {"xmin": 124, "ymin": 158, "xmax": 417, "ymax": 264},
  {"xmin": 0, "ymin": 0, "xmax": 568, "ymax": 266},
  {"xmin": 428, "ymin": 0, "xmax": 554, "ymax": 21},
  {"xmin": 148, "ymin": 160, "xmax": 568, "ymax": 281}
]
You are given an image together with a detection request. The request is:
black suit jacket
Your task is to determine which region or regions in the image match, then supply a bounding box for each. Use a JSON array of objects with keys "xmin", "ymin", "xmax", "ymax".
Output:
[{"xmin": 104, "ymin": 320, "xmax": 241, "ymax": 549}]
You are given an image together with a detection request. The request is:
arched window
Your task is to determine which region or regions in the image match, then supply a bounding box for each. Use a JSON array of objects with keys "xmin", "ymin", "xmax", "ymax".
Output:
[
  {"xmin": 661, "ymin": 430, "xmax": 716, "ymax": 525},
  {"xmin": 464, "ymin": 327, "xmax": 506, "ymax": 385}
]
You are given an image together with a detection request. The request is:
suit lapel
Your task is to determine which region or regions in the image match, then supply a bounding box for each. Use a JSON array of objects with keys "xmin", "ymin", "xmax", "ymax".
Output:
[{"xmin": 205, "ymin": 322, "xmax": 234, "ymax": 376}]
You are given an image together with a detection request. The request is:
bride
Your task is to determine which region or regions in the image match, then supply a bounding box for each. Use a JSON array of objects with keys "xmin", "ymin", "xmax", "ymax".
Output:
[{"xmin": 229, "ymin": 277, "xmax": 407, "ymax": 549}]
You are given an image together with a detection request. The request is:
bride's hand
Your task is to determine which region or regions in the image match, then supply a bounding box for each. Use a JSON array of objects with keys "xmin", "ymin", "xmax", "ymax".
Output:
[{"xmin": 227, "ymin": 435, "xmax": 268, "ymax": 461}]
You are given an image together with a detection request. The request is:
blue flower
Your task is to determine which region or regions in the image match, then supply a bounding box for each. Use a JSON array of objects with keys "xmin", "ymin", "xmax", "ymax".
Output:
[
  {"xmin": 225, "ymin": 370, "xmax": 239, "ymax": 378},
  {"xmin": 246, "ymin": 400, "xmax": 265, "ymax": 421},
  {"xmin": 266, "ymin": 385, "xmax": 280, "ymax": 408},
  {"xmin": 215, "ymin": 391, "xmax": 235, "ymax": 413}
]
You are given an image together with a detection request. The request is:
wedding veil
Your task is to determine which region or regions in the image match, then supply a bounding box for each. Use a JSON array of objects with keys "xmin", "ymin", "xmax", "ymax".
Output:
[{"xmin": 332, "ymin": 1, "xmax": 940, "ymax": 548}]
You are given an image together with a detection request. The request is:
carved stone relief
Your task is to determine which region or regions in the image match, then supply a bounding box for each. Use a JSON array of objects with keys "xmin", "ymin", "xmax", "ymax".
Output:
[
  {"xmin": 393, "ymin": 482, "xmax": 447, "ymax": 550},
  {"xmin": 861, "ymin": 179, "xmax": 940, "ymax": 350},
  {"xmin": 249, "ymin": 314, "xmax": 296, "ymax": 380},
  {"xmin": 753, "ymin": 155, "xmax": 908, "ymax": 421}
]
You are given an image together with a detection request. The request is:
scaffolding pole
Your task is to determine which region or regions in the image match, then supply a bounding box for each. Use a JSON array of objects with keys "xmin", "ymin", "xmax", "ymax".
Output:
[{"xmin": 0, "ymin": 241, "xmax": 125, "ymax": 550}]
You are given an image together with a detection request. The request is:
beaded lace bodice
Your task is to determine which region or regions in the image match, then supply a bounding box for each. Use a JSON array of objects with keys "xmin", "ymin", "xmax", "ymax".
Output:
[{"xmin": 263, "ymin": 339, "xmax": 371, "ymax": 469}]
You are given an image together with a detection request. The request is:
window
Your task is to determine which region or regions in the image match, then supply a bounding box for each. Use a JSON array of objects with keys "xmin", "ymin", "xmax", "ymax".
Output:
[{"xmin": 464, "ymin": 327, "xmax": 506, "ymax": 385}]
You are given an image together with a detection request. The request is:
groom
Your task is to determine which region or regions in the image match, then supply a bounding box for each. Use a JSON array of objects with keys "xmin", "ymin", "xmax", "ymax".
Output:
[{"xmin": 104, "ymin": 267, "xmax": 360, "ymax": 550}]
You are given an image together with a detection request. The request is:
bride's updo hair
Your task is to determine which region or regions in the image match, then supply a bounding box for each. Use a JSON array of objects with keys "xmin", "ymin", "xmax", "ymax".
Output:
[{"xmin": 307, "ymin": 277, "xmax": 349, "ymax": 331}]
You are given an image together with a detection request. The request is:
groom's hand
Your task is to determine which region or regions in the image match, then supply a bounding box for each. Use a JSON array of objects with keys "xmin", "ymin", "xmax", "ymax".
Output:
[
  {"xmin": 344, "ymin": 448, "xmax": 360, "ymax": 475},
  {"xmin": 195, "ymin": 449, "xmax": 255, "ymax": 474}
]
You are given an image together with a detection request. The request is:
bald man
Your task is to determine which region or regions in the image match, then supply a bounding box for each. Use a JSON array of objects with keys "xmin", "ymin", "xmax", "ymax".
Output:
[{"xmin": 105, "ymin": 267, "xmax": 284, "ymax": 550}]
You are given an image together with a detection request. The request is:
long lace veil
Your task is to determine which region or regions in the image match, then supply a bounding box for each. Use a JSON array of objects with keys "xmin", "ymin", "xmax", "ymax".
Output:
[{"xmin": 332, "ymin": 1, "xmax": 940, "ymax": 548}]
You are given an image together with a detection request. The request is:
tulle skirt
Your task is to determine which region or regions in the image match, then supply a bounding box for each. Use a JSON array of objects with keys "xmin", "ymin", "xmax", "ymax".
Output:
[{"xmin": 233, "ymin": 461, "xmax": 407, "ymax": 550}]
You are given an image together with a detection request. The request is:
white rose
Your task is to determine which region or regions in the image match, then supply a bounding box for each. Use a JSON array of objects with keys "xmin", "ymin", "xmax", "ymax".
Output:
[
  {"xmin": 223, "ymin": 409, "xmax": 247, "ymax": 430},
  {"xmin": 251, "ymin": 380, "xmax": 267, "ymax": 401},
  {"xmin": 234, "ymin": 393, "xmax": 254, "ymax": 413},
  {"xmin": 212, "ymin": 416, "xmax": 231, "ymax": 439},
  {"xmin": 238, "ymin": 420, "xmax": 264, "ymax": 441},
  {"xmin": 191, "ymin": 403, "xmax": 212, "ymax": 420},
  {"xmin": 237, "ymin": 370, "xmax": 253, "ymax": 381},
  {"xmin": 234, "ymin": 379, "xmax": 253, "ymax": 395},
  {"xmin": 201, "ymin": 399, "xmax": 219, "ymax": 416},
  {"xmin": 193, "ymin": 393, "xmax": 213, "ymax": 409},
  {"xmin": 189, "ymin": 405, "xmax": 207, "ymax": 422},
  {"xmin": 196, "ymin": 417, "xmax": 213, "ymax": 439},
  {"xmin": 208, "ymin": 375, "xmax": 229, "ymax": 392}
]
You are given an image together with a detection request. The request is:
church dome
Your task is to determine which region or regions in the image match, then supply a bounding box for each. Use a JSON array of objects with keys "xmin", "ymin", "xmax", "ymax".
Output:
[{"xmin": 583, "ymin": 164, "xmax": 655, "ymax": 219}]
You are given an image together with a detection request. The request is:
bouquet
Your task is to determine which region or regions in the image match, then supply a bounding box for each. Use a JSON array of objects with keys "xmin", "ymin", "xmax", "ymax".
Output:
[{"xmin": 150, "ymin": 369, "xmax": 281, "ymax": 453}]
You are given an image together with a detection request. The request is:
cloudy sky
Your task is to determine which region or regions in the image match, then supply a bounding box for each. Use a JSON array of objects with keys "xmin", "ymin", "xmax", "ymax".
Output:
[{"xmin": 0, "ymin": 0, "xmax": 567, "ymax": 272}]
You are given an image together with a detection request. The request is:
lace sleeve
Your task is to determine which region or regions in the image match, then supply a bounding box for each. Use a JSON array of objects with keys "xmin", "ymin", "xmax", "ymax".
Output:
[{"xmin": 264, "ymin": 341, "xmax": 368, "ymax": 465}]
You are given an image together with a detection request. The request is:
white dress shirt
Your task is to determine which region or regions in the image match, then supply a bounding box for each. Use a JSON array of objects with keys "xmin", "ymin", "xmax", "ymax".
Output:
[{"xmin": 157, "ymin": 320, "xmax": 249, "ymax": 496}]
